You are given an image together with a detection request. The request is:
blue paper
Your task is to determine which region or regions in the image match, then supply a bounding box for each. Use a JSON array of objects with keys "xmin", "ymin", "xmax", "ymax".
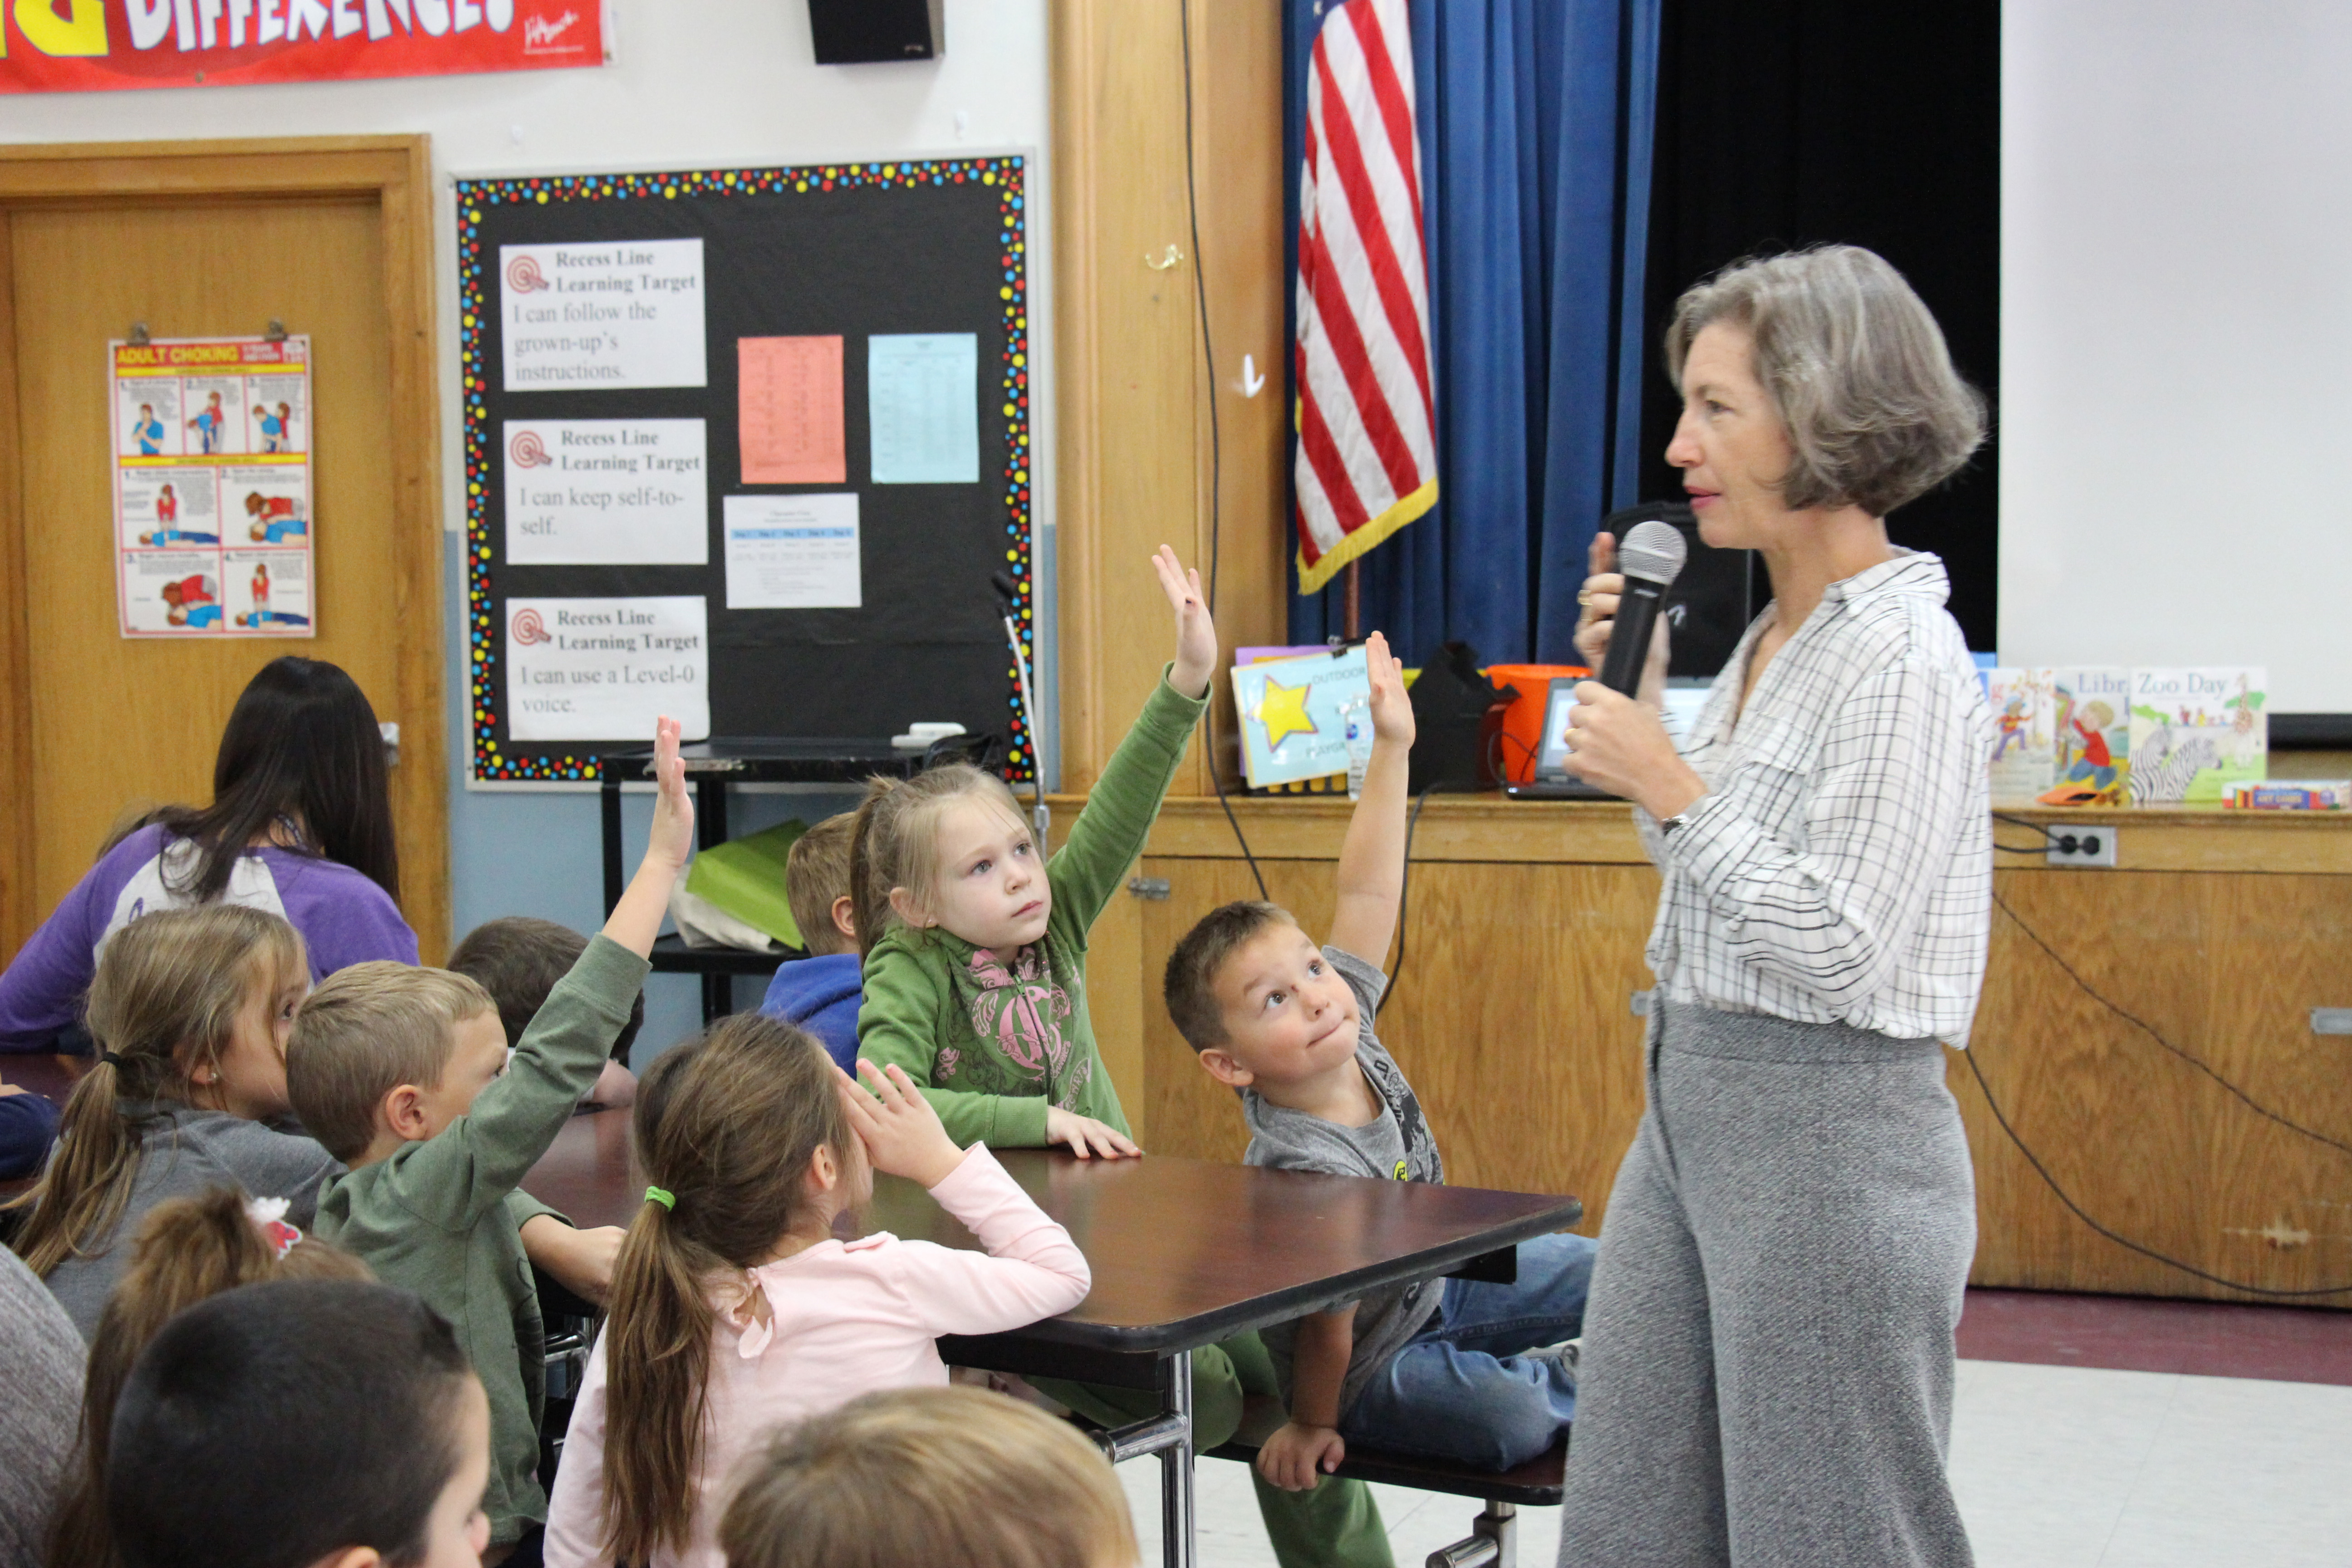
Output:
[{"xmin": 867, "ymin": 333, "xmax": 979, "ymax": 484}]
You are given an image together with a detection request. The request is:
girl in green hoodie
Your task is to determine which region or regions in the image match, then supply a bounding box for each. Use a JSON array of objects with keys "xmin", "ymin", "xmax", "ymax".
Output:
[{"xmin": 853, "ymin": 545, "xmax": 1211, "ymax": 1156}]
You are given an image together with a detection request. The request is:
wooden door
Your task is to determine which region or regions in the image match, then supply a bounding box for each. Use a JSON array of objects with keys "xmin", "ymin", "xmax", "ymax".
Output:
[{"xmin": 0, "ymin": 140, "xmax": 444, "ymax": 960}]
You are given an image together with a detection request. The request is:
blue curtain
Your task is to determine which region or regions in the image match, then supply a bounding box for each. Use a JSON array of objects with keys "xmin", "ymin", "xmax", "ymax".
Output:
[{"xmin": 1284, "ymin": 0, "xmax": 1661, "ymax": 666}]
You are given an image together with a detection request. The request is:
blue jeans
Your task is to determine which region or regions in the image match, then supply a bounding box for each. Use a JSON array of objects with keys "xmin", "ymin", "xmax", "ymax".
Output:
[{"xmin": 1338, "ymin": 1230, "xmax": 1596, "ymax": 1470}]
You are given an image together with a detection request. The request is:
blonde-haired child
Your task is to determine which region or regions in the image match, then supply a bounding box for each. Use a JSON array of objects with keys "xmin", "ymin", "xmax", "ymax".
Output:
[
  {"xmin": 47, "ymin": 1186, "xmax": 371, "ymax": 1568},
  {"xmin": 852, "ymin": 546, "xmax": 1215, "ymax": 1156},
  {"xmin": 719, "ymin": 1386, "xmax": 1138, "ymax": 1568},
  {"xmin": 542, "ymin": 1015, "xmax": 1090, "ymax": 1568},
  {"xmin": 849, "ymin": 549, "xmax": 1394, "ymax": 1568},
  {"xmin": 5, "ymin": 904, "xmax": 328, "ymax": 1338}
]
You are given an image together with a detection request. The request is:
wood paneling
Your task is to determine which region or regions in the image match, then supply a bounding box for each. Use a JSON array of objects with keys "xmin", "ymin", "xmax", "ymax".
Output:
[
  {"xmin": 1051, "ymin": 0, "xmax": 1289, "ymax": 796},
  {"xmin": 0, "ymin": 138, "xmax": 446, "ymax": 959},
  {"xmin": 1960, "ymin": 869, "xmax": 2352, "ymax": 1304}
]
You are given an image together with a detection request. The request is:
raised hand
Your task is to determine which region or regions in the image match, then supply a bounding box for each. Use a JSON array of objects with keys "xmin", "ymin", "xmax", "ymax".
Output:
[
  {"xmin": 1363, "ymin": 630, "xmax": 1414, "ymax": 748},
  {"xmin": 644, "ymin": 715, "xmax": 695, "ymax": 873},
  {"xmin": 1152, "ymin": 544, "xmax": 1220, "ymax": 700},
  {"xmin": 837, "ymin": 1061, "xmax": 965, "ymax": 1189}
]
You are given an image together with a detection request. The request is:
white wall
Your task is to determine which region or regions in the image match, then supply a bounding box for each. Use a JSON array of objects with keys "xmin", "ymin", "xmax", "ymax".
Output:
[
  {"xmin": 2002, "ymin": 0, "xmax": 2352, "ymax": 710},
  {"xmin": 4, "ymin": 0, "xmax": 1052, "ymax": 1050}
]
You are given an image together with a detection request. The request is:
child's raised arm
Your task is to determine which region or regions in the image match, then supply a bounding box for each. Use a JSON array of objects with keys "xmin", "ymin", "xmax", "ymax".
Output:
[
  {"xmin": 601, "ymin": 716, "xmax": 695, "ymax": 959},
  {"xmin": 1156, "ymin": 544, "xmax": 1219, "ymax": 700},
  {"xmin": 1327, "ymin": 632, "xmax": 1414, "ymax": 963}
]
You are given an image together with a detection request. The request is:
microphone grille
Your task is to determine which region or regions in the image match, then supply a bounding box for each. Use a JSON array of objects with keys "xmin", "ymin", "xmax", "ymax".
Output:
[{"xmin": 1617, "ymin": 519, "xmax": 1689, "ymax": 587}]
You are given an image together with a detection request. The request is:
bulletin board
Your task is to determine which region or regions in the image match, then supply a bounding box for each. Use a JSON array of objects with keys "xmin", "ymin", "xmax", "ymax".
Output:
[{"xmin": 455, "ymin": 157, "xmax": 1037, "ymax": 783}]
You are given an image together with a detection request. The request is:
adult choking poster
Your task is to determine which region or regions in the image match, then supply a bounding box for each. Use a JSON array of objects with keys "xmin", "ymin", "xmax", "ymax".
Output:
[{"xmin": 112, "ymin": 335, "xmax": 314, "ymax": 638}]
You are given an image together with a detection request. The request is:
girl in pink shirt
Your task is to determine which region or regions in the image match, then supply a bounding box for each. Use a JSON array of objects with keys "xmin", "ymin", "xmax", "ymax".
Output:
[{"xmin": 542, "ymin": 1014, "xmax": 1091, "ymax": 1568}]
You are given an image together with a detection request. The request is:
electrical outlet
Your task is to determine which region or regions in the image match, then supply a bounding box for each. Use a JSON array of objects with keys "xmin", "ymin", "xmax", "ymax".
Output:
[
  {"xmin": 2312, "ymin": 1008, "xmax": 2352, "ymax": 1036},
  {"xmin": 2045, "ymin": 827, "xmax": 2118, "ymax": 867}
]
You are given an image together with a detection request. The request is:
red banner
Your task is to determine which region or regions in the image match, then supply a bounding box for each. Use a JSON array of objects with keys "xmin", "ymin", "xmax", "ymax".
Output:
[{"xmin": 0, "ymin": 0, "xmax": 607, "ymax": 93}]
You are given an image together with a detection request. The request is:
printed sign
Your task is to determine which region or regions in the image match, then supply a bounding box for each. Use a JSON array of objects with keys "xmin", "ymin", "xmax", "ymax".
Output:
[
  {"xmin": 503, "ymin": 418, "xmax": 706, "ymax": 564},
  {"xmin": 499, "ymin": 239, "xmax": 706, "ymax": 391},
  {"xmin": 112, "ymin": 336, "xmax": 314, "ymax": 638},
  {"xmin": 504, "ymin": 594, "xmax": 710, "ymax": 741},
  {"xmin": 0, "ymin": 0, "xmax": 609, "ymax": 95},
  {"xmin": 722, "ymin": 493, "xmax": 860, "ymax": 609}
]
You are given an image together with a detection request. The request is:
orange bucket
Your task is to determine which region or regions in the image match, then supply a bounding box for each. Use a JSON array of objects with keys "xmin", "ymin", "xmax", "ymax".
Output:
[{"xmin": 1485, "ymin": 664, "xmax": 1590, "ymax": 784}]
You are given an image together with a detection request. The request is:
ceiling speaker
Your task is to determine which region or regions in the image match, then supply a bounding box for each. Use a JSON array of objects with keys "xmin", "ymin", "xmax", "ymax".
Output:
[{"xmin": 808, "ymin": 0, "xmax": 944, "ymax": 64}]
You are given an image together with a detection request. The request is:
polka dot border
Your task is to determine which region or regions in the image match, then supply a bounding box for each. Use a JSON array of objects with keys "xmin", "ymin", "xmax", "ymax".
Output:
[{"xmin": 452, "ymin": 157, "xmax": 1035, "ymax": 784}]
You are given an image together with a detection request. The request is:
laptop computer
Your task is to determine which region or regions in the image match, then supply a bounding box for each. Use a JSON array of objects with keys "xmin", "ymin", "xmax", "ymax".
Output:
[{"xmin": 1503, "ymin": 677, "xmax": 1621, "ymax": 800}]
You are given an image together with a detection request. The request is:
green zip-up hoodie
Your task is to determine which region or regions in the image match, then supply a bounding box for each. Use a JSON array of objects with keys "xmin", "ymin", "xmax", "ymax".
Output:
[
  {"xmin": 312, "ymin": 935, "xmax": 648, "ymax": 1547},
  {"xmin": 858, "ymin": 675, "xmax": 1206, "ymax": 1147}
]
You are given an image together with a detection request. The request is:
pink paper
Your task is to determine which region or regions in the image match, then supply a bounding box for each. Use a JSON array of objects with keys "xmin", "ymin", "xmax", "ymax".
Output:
[{"xmin": 738, "ymin": 336, "xmax": 846, "ymax": 484}]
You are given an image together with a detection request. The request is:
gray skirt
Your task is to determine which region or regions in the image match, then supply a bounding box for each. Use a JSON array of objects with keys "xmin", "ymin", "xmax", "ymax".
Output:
[{"xmin": 1555, "ymin": 1002, "xmax": 1978, "ymax": 1568}]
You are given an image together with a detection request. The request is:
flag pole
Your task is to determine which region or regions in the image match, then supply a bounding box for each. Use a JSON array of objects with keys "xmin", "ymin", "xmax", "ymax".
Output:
[{"xmin": 1344, "ymin": 560, "xmax": 1362, "ymax": 641}]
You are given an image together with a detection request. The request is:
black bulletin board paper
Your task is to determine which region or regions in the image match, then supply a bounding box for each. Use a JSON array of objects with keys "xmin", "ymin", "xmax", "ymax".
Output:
[{"xmin": 455, "ymin": 158, "xmax": 1037, "ymax": 783}]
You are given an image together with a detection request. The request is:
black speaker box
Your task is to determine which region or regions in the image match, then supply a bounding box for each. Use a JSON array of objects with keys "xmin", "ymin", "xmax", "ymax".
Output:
[
  {"xmin": 1407, "ymin": 641, "xmax": 1505, "ymax": 794},
  {"xmin": 808, "ymin": 0, "xmax": 944, "ymax": 64}
]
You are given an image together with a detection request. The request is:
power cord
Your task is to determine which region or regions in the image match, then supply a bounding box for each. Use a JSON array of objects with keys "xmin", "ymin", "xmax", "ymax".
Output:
[
  {"xmin": 1178, "ymin": 0, "xmax": 1267, "ymax": 902},
  {"xmin": 1992, "ymin": 811, "xmax": 2109, "ymax": 861},
  {"xmin": 1377, "ymin": 784, "xmax": 1440, "ymax": 1017}
]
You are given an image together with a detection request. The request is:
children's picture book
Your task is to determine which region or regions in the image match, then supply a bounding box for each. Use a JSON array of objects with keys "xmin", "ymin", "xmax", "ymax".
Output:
[
  {"xmin": 2127, "ymin": 667, "xmax": 2267, "ymax": 803},
  {"xmin": 1231, "ymin": 646, "xmax": 1372, "ymax": 789},
  {"xmin": 2043, "ymin": 666, "xmax": 2132, "ymax": 806},
  {"xmin": 1983, "ymin": 668, "xmax": 2057, "ymax": 804}
]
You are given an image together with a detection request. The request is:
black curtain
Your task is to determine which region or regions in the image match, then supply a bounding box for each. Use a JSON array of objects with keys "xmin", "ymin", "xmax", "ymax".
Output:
[{"xmin": 1638, "ymin": 0, "xmax": 2000, "ymax": 651}]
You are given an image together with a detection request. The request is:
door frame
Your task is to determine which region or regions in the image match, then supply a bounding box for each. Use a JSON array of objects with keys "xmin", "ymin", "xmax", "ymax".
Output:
[{"xmin": 0, "ymin": 135, "xmax": 446, "ymax": 959}]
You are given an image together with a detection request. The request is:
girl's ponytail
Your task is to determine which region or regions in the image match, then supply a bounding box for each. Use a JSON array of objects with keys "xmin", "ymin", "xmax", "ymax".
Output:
[
  {"xmin": 5, "ymin": 906, "xmax": 304, "ymax": 1276},
  {"xmin": 598, "ymin": 1015, "xmax": 853, "ymax": 1564},
  {"xmin": 847, "ymin": 774, "xmax": 901, "ymax": 960},
  {"xmin": 48, "ymin": 1186, "xmax": 367, "ymax": 1568}
]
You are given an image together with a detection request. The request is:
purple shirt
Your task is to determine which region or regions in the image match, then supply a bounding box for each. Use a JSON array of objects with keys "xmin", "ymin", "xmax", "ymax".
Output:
[{"xmin": 0, "ymin": 824, "xmax": 417, "ymax": 1051}]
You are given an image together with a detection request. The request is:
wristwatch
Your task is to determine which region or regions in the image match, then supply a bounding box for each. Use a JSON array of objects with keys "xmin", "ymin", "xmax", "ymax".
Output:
[{"xmin": 1658, "ymin": 808, "xmax": 1694, "ymax": 837}]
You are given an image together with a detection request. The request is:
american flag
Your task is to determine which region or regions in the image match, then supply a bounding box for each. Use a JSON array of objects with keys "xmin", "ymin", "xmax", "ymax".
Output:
[{"xmin": 1294, "ymin": 0, "xmax": 1438, "ymax": 594}]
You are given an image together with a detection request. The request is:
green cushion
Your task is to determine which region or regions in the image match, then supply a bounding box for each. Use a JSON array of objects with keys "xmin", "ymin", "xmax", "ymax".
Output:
[{"xmin": 683, "ymin": 819, "xmax": 808, "ymax": 949}]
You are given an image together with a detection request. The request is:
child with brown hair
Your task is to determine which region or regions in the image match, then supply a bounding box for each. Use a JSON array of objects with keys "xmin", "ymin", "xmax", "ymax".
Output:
[
  {"xmin": 541, "ymin": 1015, "xmax": 1090, "ymax": 1568},
  {"xmin": 48, "ymin": 1186, "xmax": 370, "ymax": 1568},
  {"xmin": 449, "ymin": 913, "xmax": 647, "ymax": 1110},
  {"xmin": 757, "ymin": 813, "xmax": 862, "ymax": 1071},
  {"xmin": 104, "ymin": 1279, "xmax": 494, "ymax": 1568},
  {"xmin": 719, "ymin": 1386, "xmax": 1138, "ymax": 1568},
  {"xmin": 5, "ymin": 904, "xmax": 331, "ymax": 1338},
  {"xmin": 288, "ymin": 715, "xmax": 696, "ymax": 1563}
]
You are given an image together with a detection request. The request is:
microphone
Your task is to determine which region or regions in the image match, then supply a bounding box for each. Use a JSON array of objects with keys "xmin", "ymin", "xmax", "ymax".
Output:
[{"xmin": 1597, "ymin": 520, "xmax": 1689, "ymax": 696}]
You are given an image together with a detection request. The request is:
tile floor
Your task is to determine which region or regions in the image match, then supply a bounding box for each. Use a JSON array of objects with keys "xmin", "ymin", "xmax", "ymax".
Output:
[{"xmin": 1114, "ymin": 1290, "xmax": 2352, "ymax": 1567}]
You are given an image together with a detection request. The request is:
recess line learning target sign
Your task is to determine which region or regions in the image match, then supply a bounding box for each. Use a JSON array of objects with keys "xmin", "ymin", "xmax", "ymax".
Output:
[{"xmin": 110, "ymin": 335, "xmax": 315, "ymax": 639}]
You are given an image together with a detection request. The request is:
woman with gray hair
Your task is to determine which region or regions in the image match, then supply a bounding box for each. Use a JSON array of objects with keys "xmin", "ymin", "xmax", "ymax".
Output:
[{"xmin": 1554, "ymin": 245, "xmax": 1991, "ymax": 1568}]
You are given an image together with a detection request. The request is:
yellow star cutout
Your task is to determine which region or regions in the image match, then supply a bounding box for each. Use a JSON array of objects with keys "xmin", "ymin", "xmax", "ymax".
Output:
[{"xmin": 1256, "ymin": 676, "xmax": 1318, "ymax": 750}]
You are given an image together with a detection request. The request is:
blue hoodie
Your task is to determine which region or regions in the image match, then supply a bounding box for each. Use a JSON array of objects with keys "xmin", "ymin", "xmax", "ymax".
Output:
[
  {"xmin": 760, "ymin": 952, "xmax": 862, "ymax": 1073},
  {"xmin": 0, "ymin": 1088, "xmax": 59, "ymax": 1180}
]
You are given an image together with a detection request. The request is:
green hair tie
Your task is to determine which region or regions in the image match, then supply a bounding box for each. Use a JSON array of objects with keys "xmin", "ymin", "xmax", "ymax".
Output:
[{"xmin": 643, "ymin": 1186, "xmax": 676, "ymax": 1211}]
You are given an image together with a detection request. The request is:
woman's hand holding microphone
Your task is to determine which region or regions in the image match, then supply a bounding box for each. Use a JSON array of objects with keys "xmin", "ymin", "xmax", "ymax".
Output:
[{"xmin": 1567, "ymin": 532, "xmax": 1709, "ymax": 823}]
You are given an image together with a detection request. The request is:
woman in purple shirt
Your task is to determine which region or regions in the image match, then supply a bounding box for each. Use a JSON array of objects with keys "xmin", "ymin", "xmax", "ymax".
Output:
[{"xmin": 0, "ymin": 657, "xmax": 416, "ymax": 1059}]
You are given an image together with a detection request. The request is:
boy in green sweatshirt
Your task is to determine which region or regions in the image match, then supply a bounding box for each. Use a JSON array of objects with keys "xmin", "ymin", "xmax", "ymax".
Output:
[
  {"xmin": 287, "ymin": 717, "xmax": 695, "ymax": 1560},
  {"xmin": 852, "ymin": 548, "xmax": 1396, "ymax": 1568}
]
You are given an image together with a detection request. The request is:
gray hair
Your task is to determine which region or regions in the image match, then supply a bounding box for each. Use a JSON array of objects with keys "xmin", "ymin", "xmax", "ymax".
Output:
[{"xmin": 1664, "ymin": 245, "xmax": 1986, "ymax": 518}]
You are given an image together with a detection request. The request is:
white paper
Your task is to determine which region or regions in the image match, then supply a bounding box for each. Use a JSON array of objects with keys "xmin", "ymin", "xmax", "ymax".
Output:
[
  {"xmin": 505, "ymin": 595, "xmax": 710, "ymax": 741},
  {"xmin": 500, "ymin": 239, "xmax": 707, "ymax": 391},
  {"xmin": 722, "ymin": 493, "xmax": 862, "ymax": 609},
  {"xmin": 504, "ymin": 418, "xmax": 708, "ymax": 564}
]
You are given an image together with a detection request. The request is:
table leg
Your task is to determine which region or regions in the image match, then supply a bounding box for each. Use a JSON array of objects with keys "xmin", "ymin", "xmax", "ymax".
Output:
[{"xmin": 1159, "ymin": 1349, "xmax": 1196, "ymax": 1568}]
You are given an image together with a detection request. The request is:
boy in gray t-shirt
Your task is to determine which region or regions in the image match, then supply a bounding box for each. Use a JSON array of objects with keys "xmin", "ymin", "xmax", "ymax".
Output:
[{"xmin": 1163, "ymin": 634, "xmax": 1594, "ymax": 1485}]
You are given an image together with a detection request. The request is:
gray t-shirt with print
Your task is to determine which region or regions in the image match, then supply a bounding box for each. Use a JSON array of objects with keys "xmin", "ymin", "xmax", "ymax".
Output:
[{"xmin": 1242, "ymin": 945, "xmax": 1445, "ymax": 1419}]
